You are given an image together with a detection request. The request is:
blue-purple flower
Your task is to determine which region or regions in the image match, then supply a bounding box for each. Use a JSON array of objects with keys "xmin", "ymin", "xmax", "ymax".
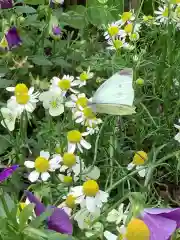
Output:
[
  {"xmin": 0, "ymin": 27, "xmax": 22, "ymax": 50},
  {"xmin": 0, "ymin": 0, "xmax": 13, "ymax": 9},
  {"xmin": 52, "ymin": 26, "xmax": 61, "ymax": 36},
  {"xmin": 0, "ymin": 165, "xmax": 19, "ymax": 182},
  {"xmin": 25, "ymin": 191, "xmax": 73, "ymax": 235}
]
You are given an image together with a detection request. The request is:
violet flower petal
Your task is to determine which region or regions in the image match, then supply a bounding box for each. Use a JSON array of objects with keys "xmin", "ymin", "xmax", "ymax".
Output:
[
  {"xmin": 25, "ymin": 190, "xmax": 46, "ymax": 216},
  {"xmin": 52, "ymin": 26, "xmax": 61, "ymax": 36},
  {"xmin": 48, "ymin": 208, "xmax": 73, "ymax": 235},
  {"xmin": 0, "ymin": 0, "xmax": 13, "ymax": 9},
  {"xmin": 144, "ymin": 208, "xmax": 180, "ymax": 228},
  {"xmin": 5, "ymin": 27, "xmax": 22, "ymax": 49},
  {"xmin": 0, "ymin": 165, "xmax": 19, "ymax": 182},
  {"xmin": 142, "ymin": 212, "xmax": 177, "ymax": 240}
]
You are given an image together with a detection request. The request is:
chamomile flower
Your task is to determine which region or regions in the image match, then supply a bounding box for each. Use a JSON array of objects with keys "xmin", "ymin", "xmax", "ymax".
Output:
[
  {"xmin": 70, "ymin": 180, "xmax": 109, "ymax": 213},
  {"xmin": 58, "ymin": 174, "xmax": 73, "ymax": 184},
  {"xmin": 74, "ymin": 207, "xmax": 100, "ymax": 229},
  {"xmin": 174, "ymin": 119, "xmax": 180, "ymax": 142},
  {"xmin": 82, "ymin": 165, "xmax": 100, "ymax": 181},
  {"xmin": 67, "ymin": 130, "xmax": 91, "ymax": 153},
  {"xmin": 127, "ymin": 151, "xmax": 148, "ymax": 178},
  {"xmin": 86, "ymin": 120, "xmax": 102, "ymax": 135},
  {"xmin": 1, "ymin": 106, "xmax": 18, "ymax": 131},
  {"xmin": 124, "ymin": 22, "xmax": 141, "ymax": 36},
  {"xmin": 6, "ymin": 84, "xmax": 39, "ymax": 114},
  {"xmin": 104, "ymin": 22, "xmax": 124, "ymax": 40},
  {"xmin": 142, "ymin": 15, "xmax": 155, "ymax": 25},
  {"xmin": 107, "ymin": 36, "xmax": 126, "ymax": 50},
  {"xmin": 59, "ymin": 194, "xmax": 77, "ymax": 216},
  {"xmin": 50, "ymin": 75, "xmax": 79, "ymax": 96},
  {"xmin": 39, "ymin": 90, "xmax": 64, "ymax": 116},
  {"xmin": 129, "ymin": 32, "xmax": 140, "ymax": 42},
  {"xmin": 155, "ymin": 5, "xmax": 170, "ymax": 24},
  {"xmin": 24, "ymin": 151, "xmax": 61, "ymax": 182},
  {"xmin": 65, "ymin": 93, "xmax": 89, "ymax": 112},
  {"xmin": 73, "ymin": 67, "xmax": 94, "ymax": 88},
  {"xmin": 120, "ymin": 11, "xmax": 135, "ymax": 23},
  {"xmin": 107, "ymin": 203, "xmax": 128, "ymax": 225}
]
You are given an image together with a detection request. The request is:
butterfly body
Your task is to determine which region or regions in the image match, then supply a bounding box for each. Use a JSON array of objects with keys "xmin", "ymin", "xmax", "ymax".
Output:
[{"xmin": 90, "ymin": 68, "xmax": 135, "ymax": 115}]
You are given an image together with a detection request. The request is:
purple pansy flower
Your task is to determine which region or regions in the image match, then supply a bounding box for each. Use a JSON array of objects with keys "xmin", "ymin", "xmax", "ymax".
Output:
[
  {"xmin": 0, "ymin": 165, "xmax": 19, "ymax": 182},
  {"xmin": 5, "ymin": 27, "xmax": 22, "ymax": 49},
  {"xmin": 0, "ymin": 0, "xmax": 13, "ymax": 9},
  {"xmin": 139, "ymin": 208, "xmax": 180, "ymax": 240},
  {"xmin": 25, "ymin": 191, "xmax": 73, "ymax": 235},
  {"xmin": 52, "ymin": 26, "xmax": 61, "ymax": 36}
]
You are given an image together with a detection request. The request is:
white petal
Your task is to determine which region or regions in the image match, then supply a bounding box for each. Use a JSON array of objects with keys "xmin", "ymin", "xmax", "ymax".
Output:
[
  {"xmin": 60, "ymin": 165, "xmax": 68, "ymax": 172},
  {"xmin": 24, "ymin": 161, "xmax": 35, "ymax": 168},
  {"xmin": 40, "ymin": 151, "xmax": 50, "ymax": 159},
  {"xmin": 41, "ymin": 172, "xmax": 50, "ymax": 181},
  {"xmin": 77, "ymin": 143, "xmax": 83, "ymax": 153},
  {"xmin": 86, "ymin": 196, "xmax": 96, "ymax": 213},
  {"xmin": 98, "ymin": 190, "xmax": 109, "ymax": 203},
  {"xmin": 107, "ymin": 209, "xmax": 120, "ymax": 222},
  {"xmin": 75, "ymin": 117, "xmax": 84, "ymax": 123},
  {"xmin": 28, "ymin": 171, "xmax": 39, "ymax": 182},
  {"xmin": 6, "ymin": 120, "xmax": 15, "ymax": 131},
  {"xmin": 6, "ymin": 87, "xmax": 15, "ymax": 92},
  {"xmin": 65, "ymin": 101, "xmax": 75, "ymax": 108},
  {"xmin": 104, "ymin": 231, "xmax": 117, "ymax": 240},
  {"xmin": 80, "ymin": 139, "xmax": 91, "ymax": 150},
  {"xmin": 137, "ymin": 167, "xmax": 146, "ymax": 178},
  {"xmin": 58, "ymin": 174, "xmax": 65, "ymax": 182},
  {"xmin": 49, "ymin": 105, "xmax": 64, "ymax": 116},
  {"xmin": 68, "ymin": 143, "xmax": 76, "ymax": 153},
  {"xmin": 28, "ymin": 87, "xmax": 34, "ymax": 95},
  {"xmin": 86, "ymin": 166, "xmax": 100, "ymax": 180},
  {"xmin": 127, "ymin": 162, "xmax": 135, "ymax": 170},
  {"xmin": 71, "ymin": 186, "xmax": 83, "ymax": 197},
  {"xmin": 174, "ymin": 133, "xmax": 180, "ymax": 142},
  {"xmin": 74, "ymin": 111, "xmax": 82, "ymax": 118}
]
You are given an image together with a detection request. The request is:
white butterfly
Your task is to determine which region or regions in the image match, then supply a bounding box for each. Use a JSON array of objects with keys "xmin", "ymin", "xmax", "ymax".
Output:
[{"xmin": 90, "ymin": 68, "xmax": 135, "ymax": 115}]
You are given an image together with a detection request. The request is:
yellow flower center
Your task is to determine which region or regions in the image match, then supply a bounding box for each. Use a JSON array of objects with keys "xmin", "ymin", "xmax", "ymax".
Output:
[
  {"xmin": 125, "ymin": 218, "xmax": 150, "ymax": 240},
  {"xmin": 35, "ymin": 157, "xmax": 49, "ymax": 173},
  {"xmin": 80, "ymin": 72, "xmax": 88, "ymax": 81},
  {"xmin": 162, "ymin": 7, "xmax": 169, "ymax": 17},
  {"xmin": 83, "ymin": 180, "xmax": 99, "ymax": 197},
  {"xmin": 58, "ymin": 79, "xmax": 71, "ymax": 90},
  {"xmin": 76, "ymin": 97, "xmax": 88, "ymax": 108},
  {"xmin": 130, "ymin": 33, "xmax": 139, "ymax": 41},
  {"xmin": 17, "ymin": 202, "xmax": 27, "ymax": 216},
  {"xmin": 15, "ymin": 83, "xmax": 30, "ymax": 104},
  {"xmin": 64, "ymin": 176, "xmax": 73, "ymax": 184},
  {"xmin": 121, "ymin": 12, "xmax": 132, "ymax": 22},
  {"xmin": 65, "ymin": 194, "xmax": 76, "ymax": 208},
  {"xmin": 63, "ymin": 152, "xmax": 76, "ymax": 167},
  {"xmin": 133, "ymin": 151, "xmax": 148, "ymax": 166},
  {"xmin": 136, "ymin": 78, "xmax": 144, "ymax": 85},
  {"xmin": 67, "ymin": 130, "xmax": 82, "ymax": 143},
  {"xmin": 55, "ymin": 145, "xmax": 62, "ymax": 154},
  {"xmin": 108, "ymin": 25, "xmax": 119, "ymax": 36},
  {"xmin": 51, "ymin": 100, "xmax": 58, "ymax": 108},
  {"xmin": 124, "ymin": 23, "xmax": 133, "ymax": 33},
  {"xmin": 114, "ymin": 39, "xmax": 123, "ymax": 49},
  {"xmin": 0, "ymin": 36, "xmax": 8, "ymax": 48},
  {"xmin": 83, "ymin": 107, "xmax": 96, "ymax": 119},
  {"xmin": 176, "ymin": 0, "xmax": 180, "ymax": 3}
]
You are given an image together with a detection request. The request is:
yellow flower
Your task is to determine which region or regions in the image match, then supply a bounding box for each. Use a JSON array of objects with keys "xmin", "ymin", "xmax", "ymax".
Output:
[{"xmin": 133, "ymin": 151, "xmax": 148, "ymax": 166}]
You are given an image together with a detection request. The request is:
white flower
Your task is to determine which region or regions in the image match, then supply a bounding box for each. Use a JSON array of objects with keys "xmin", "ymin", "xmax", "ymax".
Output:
[
  {"xmin": 74, "ymin": 208, "xmax": 100, "ymax": 229},
  {"xmin": 65, "ymin": 93, "xmax": 89, "ymax": 112},
  {"xmin": 104, "ymin": 22, "xmax": 124, "ymax": 40},
  {"xmin": 85, "ymin": 222, "xmax": 104, "ymax": 238},
  {"xmin": 104, "ymin": 226, "xmax": 126, "ymax": 240},
  {"xmin": 67, "ymin": 130, "xmax": 91, "ymax": 153},
  {"xmin": 127, "ymin": 162, "xmax": 146, "ymax": 178},
  {"xmin": 104, "ymin": 231, "xmax": 118, "ymax": 240},
  {"xmin": 174, "ymin": 119, "xmax": 180, "ymax": 143},
  {"xmin": 50, "ymin": 75, "xmax": 79, "ymax": 96},
  {"xmin": 24, "ymin": 151, "xmax": 61, "ymax": 182},
  {"xmin": 82, "ymin": 166, "xmax": 100, "ymax": 181},
  {"xmin": 73, "ymin": 67, "xmax": 94, "ymax": 88},
  {"xmin": 1, "ymin": 107, "xmax": 18, "ymax": 131},
  {"xmin": 107, "ymin": 36, "xmax": 126, "ymax": 50},
  {"xmin": 155, "ymin": 5, "xmax": 170, "ymax": 24},
  {"xmin": 70, "ymin": 180, "xmax": 108, "ymax": 213},
  {"xmin": 107, "ymin": 203, "xmax": 128, "ymax": 225},
  {"xmin": 6, "ymin": 84, "xmax": 39, "ymax": 114},
  {"xmin": 39, "ymin": 90, "xmax": 64, "ymax": 116}
]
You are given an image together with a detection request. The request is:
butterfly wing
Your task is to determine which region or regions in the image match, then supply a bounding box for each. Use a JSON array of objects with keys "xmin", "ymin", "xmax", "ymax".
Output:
[{"xmin": 91, "ymin": 68, "xmax": 135, "ymax": 115}]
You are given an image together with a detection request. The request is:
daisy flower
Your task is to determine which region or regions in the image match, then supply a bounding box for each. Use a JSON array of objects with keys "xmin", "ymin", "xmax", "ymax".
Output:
[
  {"xmin": 70, "ymin": 180, "xmax": 109, "ymax": 213},
  {"xmin": 6, "ymin": 84, "xmax": 39, "ymax": 114},
  {"xmin": 155, "ymin": 5, "xmax": 170, "ymax": 24},
  {"xmin": 67, "ymin": 130, "xmax": 91, "ymax": 153},
  {"xmin": 65, "ymin": 93, "xmax": 89, "ymax": 112},
  {"xmin": 120, "ymin": 11, "xmax": 135, "ymax": 23},
  {"xmin": 104, "ymin": 22, "xmax": 124, "ymax": 40},
  {"xmin": 24, "ymin": 151, "xmax": 61, "ymax": 182},
  {"xmin": 74, "ymin": 207, "xmax": 100, "ymax": 229},
  {"xmin": 39, "ymin": 90, "xmax": 64, "ymax": 116},
  {"xmin": 107, "ymin": 36, "xmax": 126, "ymax": 50},
  {"xmin": 73, "ymin": 67, "xmax": 94, "ymax": 88},
  {"xmin": 107, "ymin": 203, "xmax": 128, "ymax": 225},
  {"xmin": 50, "ymin": 75, "xmax": 79, "ymax": 96},
  {"xmin": 1, "ymin": 106, "xmax": 18, "ymax": 131},
  {"xmin": 127, "ymin": 151, "xmax": 148, "ymax": 178},
  {"xmin": 174, "ymin": 119, "xmax": 180, "ymax": 142}
]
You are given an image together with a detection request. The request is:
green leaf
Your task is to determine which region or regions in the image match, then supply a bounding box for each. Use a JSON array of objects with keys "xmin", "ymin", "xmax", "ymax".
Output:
[
  {"xmin": 30, "ymin": 208, "xmax": 53, "ymax": 228},
  {"xmin": 19, "ymin": 204, "xmax": 35, "ymax": 231},
  {"xmin": 51, "ymin": 57, "xmax": 72, "ymax": 69},
  {"xmin": 24, "ymin": 0, "xmax": 45, "ymax": 5},
  {"xmin": 0, "ymin": 193, "xmax": 15, "ymax": 217},
  {"xmin": 46, "ymin": 232, "xmax": 74, "ymax": 240},
  {"xmin": 0, "ymin": 79, "xmax": 15, "ymax": 89},
  {"xmin": 0, "ymin": 135, "xmax": 11, "ymax": 155},
  {"xmin": 15, "ymin": 6, "xmax": 37, "ymax": 14},
  {"xmin": 31, "ymin": 56, "xmax": 52, "ymax": 66},
  {"xmin": 23, "ymin": 227, "xmax": 47, "ymax": 239}
]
